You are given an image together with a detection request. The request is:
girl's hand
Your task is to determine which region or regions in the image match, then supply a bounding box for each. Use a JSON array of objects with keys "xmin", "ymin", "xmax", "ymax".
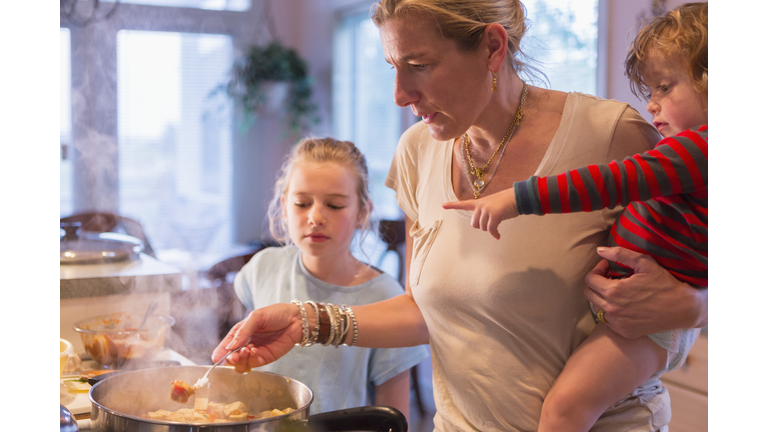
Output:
[
  {"xmin": 442, "ymin": 188, "xmax": 519, "ymax": 239},
  {"xmin": 584, "ymin": 246, "xmax": 708, "ymax": 339},
  {"xmin": 212, "ymin": 303, "xmax": 303, "ymax": 372}
]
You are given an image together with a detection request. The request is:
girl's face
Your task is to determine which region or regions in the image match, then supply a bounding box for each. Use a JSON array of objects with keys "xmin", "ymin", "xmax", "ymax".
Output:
[
  {"xmin": 643, "ymin": 56, "xmax": 708, "ymax": 138},
  {"xmin": 379, "ymin": 13, "xmax": 492, "ymax": 141},
  {"xmin": 281, "ymin": 161, "xmax": 365, "ymax": 260}
]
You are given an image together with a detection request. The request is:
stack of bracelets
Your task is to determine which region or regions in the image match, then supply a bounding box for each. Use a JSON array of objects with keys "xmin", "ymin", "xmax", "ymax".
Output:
[{"xmin": 291, "ymin": 299, "xmax": 359, "ymax": 348}]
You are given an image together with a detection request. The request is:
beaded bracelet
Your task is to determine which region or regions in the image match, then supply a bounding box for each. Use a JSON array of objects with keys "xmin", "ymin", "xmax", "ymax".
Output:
[
  {"xmin": 341, "ymin": 304, "xmax": 358, "ymax": 347},
  {"xmin": 291, "ymin": 299, "xmax": 309, "ymax": 347}
]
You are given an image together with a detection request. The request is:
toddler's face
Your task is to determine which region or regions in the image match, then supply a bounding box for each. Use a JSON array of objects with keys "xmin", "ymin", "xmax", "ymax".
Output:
[
  {"xmin": 281, "ymin": 161, "xmax": 364, "ymax": 260},
  {"xmin": 643, "ymin": 56, "xmax": 708, "ymax": 138}
]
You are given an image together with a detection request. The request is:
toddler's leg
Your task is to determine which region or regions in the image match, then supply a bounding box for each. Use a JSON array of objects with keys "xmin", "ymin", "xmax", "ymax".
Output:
[{"xmin": 538, "ymin": 323, "xmax": 667, "ymax": 432}]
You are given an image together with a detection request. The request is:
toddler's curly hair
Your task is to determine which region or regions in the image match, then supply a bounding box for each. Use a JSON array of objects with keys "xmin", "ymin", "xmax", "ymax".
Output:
[{"xmin": 625, "ymin": 2, "xmax": 707, "ymax": 100}]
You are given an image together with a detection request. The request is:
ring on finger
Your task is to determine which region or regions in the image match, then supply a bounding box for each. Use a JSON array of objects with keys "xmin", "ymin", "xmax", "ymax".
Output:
[{"xmin": 596, "ymin": 309, "xmax": 608, "ymax": 324}]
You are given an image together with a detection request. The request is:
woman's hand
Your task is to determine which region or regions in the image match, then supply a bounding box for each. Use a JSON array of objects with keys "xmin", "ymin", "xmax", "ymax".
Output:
[
  {"xmin": 211, "ymin": 303, "xmax": 303, "ymax": 372},
  {"xmin": 442, "ymin": 188, "xmax": 519, "ymax": 239},
  {"xmin": 584, "ymin": 247, "xmax": 708, "ymax": 339}
]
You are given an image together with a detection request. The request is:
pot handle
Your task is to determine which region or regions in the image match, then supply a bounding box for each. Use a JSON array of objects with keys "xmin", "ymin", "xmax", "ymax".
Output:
[{"xmin": 308, "ymin": 406, "xmax": 407, "ymax": 432}]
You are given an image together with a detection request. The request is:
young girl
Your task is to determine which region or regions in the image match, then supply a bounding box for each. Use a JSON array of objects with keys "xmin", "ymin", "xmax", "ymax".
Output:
[
  {"xmin": 233, "ymin": 137, "xmax": 429, "ymax": 418},
  {"xmin": 443, "ymin": 3, "xmax": 707, "ymax": 431}
]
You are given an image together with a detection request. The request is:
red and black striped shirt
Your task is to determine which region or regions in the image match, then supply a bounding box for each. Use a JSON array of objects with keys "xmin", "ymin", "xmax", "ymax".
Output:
[{"xmin": 514, "ymin": 125, "xmax": 708, "ymax": 287}]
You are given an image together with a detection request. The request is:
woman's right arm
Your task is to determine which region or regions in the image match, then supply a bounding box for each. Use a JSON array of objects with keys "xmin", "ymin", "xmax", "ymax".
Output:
[
  {"xmin": 213, "ymin": 217, "xmax": 429, "ymax": 369},
  {"xmin": 350, "ymin": 216, "xmax": 429, "ymax": 347}
]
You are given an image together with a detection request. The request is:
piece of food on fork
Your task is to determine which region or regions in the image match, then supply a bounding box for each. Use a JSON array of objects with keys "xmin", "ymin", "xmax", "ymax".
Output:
[
  {"xmin": 170, "ymin": 380, "xmax": 196, "ymax": 403},
  {"xmin": 170, "ymin": 338, "xmax": 252, "ymax": 403}
]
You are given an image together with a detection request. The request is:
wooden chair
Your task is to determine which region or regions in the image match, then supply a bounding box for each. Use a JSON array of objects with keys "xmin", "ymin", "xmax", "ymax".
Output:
[
  {"xmin": 60, "ymin": 212, "xmax": 157, "ymax": 258},
  {"xmin": 204, "ymin": 242, "xmax": 279, "ymax": 341},
  {"xmin": 377, "ymin": 219, "xmax": 407, "ymax": 285}
]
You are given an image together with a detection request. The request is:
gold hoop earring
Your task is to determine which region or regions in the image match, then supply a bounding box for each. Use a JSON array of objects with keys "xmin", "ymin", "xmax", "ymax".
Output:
[{"xmin": 492, "ymin": 70, "xmax": 498, "ymax": 92}]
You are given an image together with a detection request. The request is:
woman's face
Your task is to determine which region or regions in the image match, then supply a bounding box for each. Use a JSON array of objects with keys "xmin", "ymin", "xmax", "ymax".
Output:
[
  {"xmin": 281, "ymin": 161, "xmax": 364, "ymax": 260},
  {"xmin": 379, "ymin": 14, "xmax": 492, "ymax": 141}
]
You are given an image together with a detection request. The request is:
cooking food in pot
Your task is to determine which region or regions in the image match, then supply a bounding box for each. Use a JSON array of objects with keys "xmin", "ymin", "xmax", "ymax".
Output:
[{"xmin": 146, "ymin": 397, "xmax": 295, "ymax": 424}]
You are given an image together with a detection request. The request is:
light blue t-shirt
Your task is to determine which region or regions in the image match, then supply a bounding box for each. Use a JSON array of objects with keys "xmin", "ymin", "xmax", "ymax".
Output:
[{"xmin": 234, "ymin": 246, "xmax": 430, "ymax": 414}]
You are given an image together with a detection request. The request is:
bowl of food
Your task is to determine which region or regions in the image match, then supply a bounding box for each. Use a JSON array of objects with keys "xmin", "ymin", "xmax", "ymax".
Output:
[
  {"xmin": 60, "ymin": 338, "xmax": 74, "ymax": 377},
  {"xmin": 73, "ymin": 312, "xmax": 175, "ymax": 368}
]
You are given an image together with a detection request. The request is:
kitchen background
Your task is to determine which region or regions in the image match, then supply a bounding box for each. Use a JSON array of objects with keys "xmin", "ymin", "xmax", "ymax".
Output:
[{"xmin": 5, "ymin": 0, "xmax": 745, "ymax": 429}]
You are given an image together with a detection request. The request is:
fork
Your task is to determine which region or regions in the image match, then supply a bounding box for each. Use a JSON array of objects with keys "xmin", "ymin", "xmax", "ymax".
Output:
[{"xmin": 191, "ymin": 337, "xmax": 252, "ymax": 390}]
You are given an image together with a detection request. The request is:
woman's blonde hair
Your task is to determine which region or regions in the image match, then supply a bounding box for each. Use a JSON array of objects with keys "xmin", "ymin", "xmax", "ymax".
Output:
[
  {"xmin": 370, "ymin": 0, "xmax": 545, "ymax": 83},
  {"xmin": 267, "ymin": 137, "xmax": 373, "ymax": 246},
  {"xmin": 625, "ymin": 2, "xmax": 708, "ymax": 99}
]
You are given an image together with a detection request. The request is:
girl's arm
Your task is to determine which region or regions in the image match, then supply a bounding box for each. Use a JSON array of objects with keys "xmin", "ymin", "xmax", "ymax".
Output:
[
  {"xmin": 373, "ymin": 370, "xmax": 412, "ymax": 422},
  {"xmin": 516, "ymin": 126, "xmax": 708, "ymax": 216}
]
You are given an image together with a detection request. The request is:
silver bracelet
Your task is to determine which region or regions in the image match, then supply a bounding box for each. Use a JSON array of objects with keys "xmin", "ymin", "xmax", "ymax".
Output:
[
  {"xmin": 304, "ymin": 301, "xmax": 321, "ymax": 346},
  {"xmin": 341, "ymin": 304, "xmax": 358, "ymax": 347},
  {"xmin": 291, "ymin": 299, "xmax": 309, "ymax": 347}
]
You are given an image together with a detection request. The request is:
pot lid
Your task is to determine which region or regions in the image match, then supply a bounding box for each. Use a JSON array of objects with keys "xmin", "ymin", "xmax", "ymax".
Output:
[{"xmin": 60, "ymin": 222, "xmax": 145, "ymax": 265}]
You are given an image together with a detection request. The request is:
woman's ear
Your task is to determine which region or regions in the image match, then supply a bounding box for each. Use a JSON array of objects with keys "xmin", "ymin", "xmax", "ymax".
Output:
[
  {"xmin": 484, "ymin": 23, "xmax": 508, "ymax": 72},
  {"xmin": 280, "ymin": 195, "xmax": 287, "ymax": 218}
]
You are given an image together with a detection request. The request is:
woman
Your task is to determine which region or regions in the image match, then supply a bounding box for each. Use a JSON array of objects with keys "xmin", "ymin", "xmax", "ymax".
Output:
[{"xmin": 214, "ymin": 1, "xmax": 707, "ymax": 430}]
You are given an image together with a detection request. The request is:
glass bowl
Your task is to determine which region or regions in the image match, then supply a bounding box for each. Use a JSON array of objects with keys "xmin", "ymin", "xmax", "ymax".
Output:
[
  {"xmin": 60, "ymin": 338, "xmax": 74, "ymax": 377},
  {"xmin": 72, "ymin": 312, "xmax": 175, "ymax": 368}
]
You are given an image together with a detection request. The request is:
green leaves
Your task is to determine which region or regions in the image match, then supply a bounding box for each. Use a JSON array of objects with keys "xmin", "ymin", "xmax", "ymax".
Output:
[{"xmin": 225, "ymin": 41, "xmax": 319, "ymax": 135}]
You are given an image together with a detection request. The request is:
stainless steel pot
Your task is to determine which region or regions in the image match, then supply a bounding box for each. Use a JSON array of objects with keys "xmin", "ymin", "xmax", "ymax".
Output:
[{"xmin": 88, "ymin": 366, "xmax": 407, "ymax": 431}]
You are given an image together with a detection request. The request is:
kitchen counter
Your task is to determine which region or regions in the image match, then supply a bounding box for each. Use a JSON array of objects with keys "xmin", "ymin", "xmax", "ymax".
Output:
[{"xmin": 60, "ymin": 252, "xmax": 182, "ymax": 299}]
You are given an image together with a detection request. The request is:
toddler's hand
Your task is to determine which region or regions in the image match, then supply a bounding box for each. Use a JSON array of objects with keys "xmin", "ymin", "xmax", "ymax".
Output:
[{"xmin": 442, "ymin": 188, "xmax": 519, "ymax": 239}]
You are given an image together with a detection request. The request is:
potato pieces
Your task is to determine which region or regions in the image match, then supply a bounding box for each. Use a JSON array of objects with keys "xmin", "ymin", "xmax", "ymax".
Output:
[
  {"xmin": 228, "ymin": 412, "xmax": 248, "ymax": 421},
  {"xmin": 193, "ymin": 398, "xmax": 208, "ymax": 411},
  {"xmin": 224, "ymin": 401, "xmax": 248, "ymax": 417},
  {"xmin": 144, "ymin": 397, "xmax": 295, "ymax": 424}
]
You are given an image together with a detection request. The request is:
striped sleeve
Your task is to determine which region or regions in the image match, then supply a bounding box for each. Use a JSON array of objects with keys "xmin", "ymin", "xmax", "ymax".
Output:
[{"xmin": 515, "ymin": 125, "xmax": 708, "ymax": 215}]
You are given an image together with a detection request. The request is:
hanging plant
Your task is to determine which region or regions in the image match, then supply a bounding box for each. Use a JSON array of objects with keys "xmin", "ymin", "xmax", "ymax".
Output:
[{"xmin": 222, "ymin": 41, "xmax": 320, "ymax": 134}]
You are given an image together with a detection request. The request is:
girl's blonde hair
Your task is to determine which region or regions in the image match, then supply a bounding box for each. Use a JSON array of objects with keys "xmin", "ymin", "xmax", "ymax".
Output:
[
  {"xmin": 370, "ymin": 0, "xmax": 545, "ymax": 84},
  {"xmin": 625, "ymin": 2, "xmax": 708, "ymax": 99},
  {"xmin": 267, "ymin": 137, "xmax": 373, "ymax": 246}
]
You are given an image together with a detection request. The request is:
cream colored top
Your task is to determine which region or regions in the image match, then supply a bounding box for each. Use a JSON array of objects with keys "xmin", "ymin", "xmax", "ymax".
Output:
[{"xmin": 386, "ymin": 93, "xmax": 668, "ymax": 432}]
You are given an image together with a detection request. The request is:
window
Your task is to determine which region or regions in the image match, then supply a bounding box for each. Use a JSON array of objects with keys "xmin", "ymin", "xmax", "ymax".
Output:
[
  {"xmin": 522, "ymin": 0, "xmax": 599, "ymax": 94},
  {"xmin": 333, "ymin": 11, "xmax": 412, "ymax": 222},
  {"xmin": 61, "ymin": 28, "xmax": 73, "ymax": 217},
  {"xmin": 117, "ymin": 31, "xmax": 234, "ymax": 263},
  {"xmin": 97, "ymin": 0, "xmax": 250, "ymax": 11},
  {"xmin": 333, "ymin": 11, "xmax": 415, "ymax": 274},
  {"xmin": 61, "ymin": 4, "xmax": 258, "ymax": 277}
]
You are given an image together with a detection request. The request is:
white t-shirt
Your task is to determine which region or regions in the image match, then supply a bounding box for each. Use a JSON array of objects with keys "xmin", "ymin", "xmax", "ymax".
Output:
[
  {"xmin": 386, "ymin": 93, "xmax": 667, "ymax": 431},
  {"xmin": 234, "ymin": 245, "xmax": 430, "ymax": 414}
]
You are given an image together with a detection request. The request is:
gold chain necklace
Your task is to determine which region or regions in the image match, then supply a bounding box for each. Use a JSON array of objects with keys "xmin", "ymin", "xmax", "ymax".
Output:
[{"xmin": 463, "ymin": 82, "xmax": 528, "ymax": 199}]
